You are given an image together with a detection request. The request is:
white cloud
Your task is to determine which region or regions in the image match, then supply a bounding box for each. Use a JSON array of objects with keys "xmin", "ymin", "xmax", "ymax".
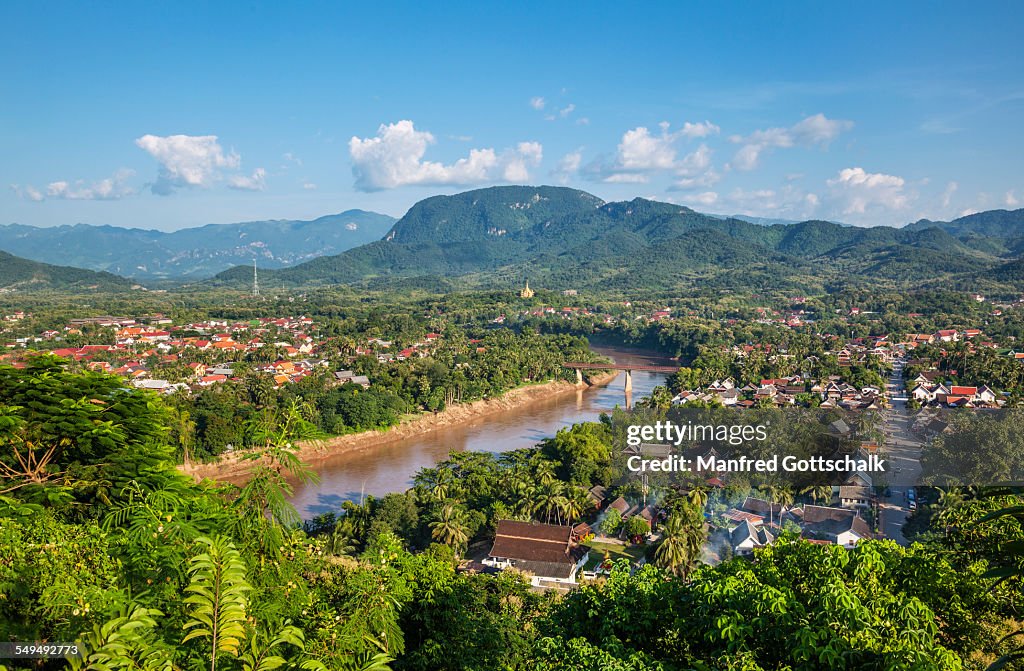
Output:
[
  {"xmin": 135, "ymin": 134, "xmax": 241, "ymax": 195},
  {"xmin": 724, "ymin": 186, "xmax": 822, "ymax": 221},
  {"xmin": 18, "ymin": 169, "xmax": 135, "ymax": 201},
  {"xmin": 685, "ymin": 191, "xmax": 719, "ymax": 206},
  {"xmin": 671, "ymin": 145, "xmax": 720, "ymax": 190},
  {"xmin": 551, "ymin": 150, "xmax": 583, "ymax": 184},
  {"xmin": 679, "ymin": 121, "xmax": 721, "ymax": 139},
  {"xmin": 790, "ymin": 113, "xmax": 851, "ymax": 144},
  {"xmin": 348, "ymin": 120, "xmax": 543, "ymax": 191},
  {"xmin": 731, "ymin": 113, "xmax": 853, "ymax": 170},
  {"xmin": 677, "ymin": 144, "xmax": 713, "ymax": 174},
  {"xmin": 727, "ymin": 188, "xmax": 778, "ymax": 210},
  {"xmin": 303, "ymin": 182, "xmax": 318, "ymax": 190},
  {"xmin": 502, "ymin": 141, "xmax": 543, "ymax": 182},
  {"xmin": 530, "ymin": 97, "xmax": 546, "ymax": 110},
  {"xmin": 345, "ymin": 223, "xmax": 358, "ymax": 230},
  {"xmin": 617, "ymin": 123, "xmax": 678, "ymax": 171},
  {"xmin": 1007, "ymin": 190, "xmax": 1020, "ymax": 207},
  {"xmin": 10, "ymin": 184, "xmax": 44, "ymax": 202},
  {"xmin": 602, "ymin": 173, "xmax": 650, "ymax": 184},
  {"xmin": 282, "ymin": 152, "xmax": 302, "ymax": 167},
  {"xmin": 545, "ymin": 103, "xmax": 576, "ymax": 121},
  {"xmin": 960, "ymin": 208, "xmax": 978, "ymax": 217},
  {"xmin": 227, "ymin": 167, "xmax": 267, "ymax": 191},
  {"xmin": 826, "ymin": 167, "xmax": 909, "ymax": 215},
  {"xmin": 941, "ymin": 181, "xmax": 958, "ymax": 208},
  {"xmin": 590, "ymin": 122, "xmax": 721, "ymax": 184},
  {"xmin": 673, "ymin": 171, "xmax": 721, "ymax": 190},
  {"xmin": 576, "ymin": 117, "xmax": 590, "ymax": 126}
]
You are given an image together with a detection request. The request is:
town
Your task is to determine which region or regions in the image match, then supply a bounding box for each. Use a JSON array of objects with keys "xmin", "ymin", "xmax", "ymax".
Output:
[{"xmin": 3, "ymin": 292, "xmax": 1023, "ymax": 597}]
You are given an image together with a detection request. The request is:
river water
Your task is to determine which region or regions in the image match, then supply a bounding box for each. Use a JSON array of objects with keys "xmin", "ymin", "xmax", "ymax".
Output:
[{"xmin": 289, "ymin": 346, "xmax": 672, "ymax": 518}]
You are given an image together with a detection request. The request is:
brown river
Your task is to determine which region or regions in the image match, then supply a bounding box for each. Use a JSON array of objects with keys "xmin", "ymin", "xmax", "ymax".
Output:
[{"xmin": 289, "ymin": 346, "xmax": 673, "ymax": 518}]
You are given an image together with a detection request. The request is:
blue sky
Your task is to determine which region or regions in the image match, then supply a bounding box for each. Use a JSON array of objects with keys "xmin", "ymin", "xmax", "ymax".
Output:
[{"xmin": 2, "ymin": 1, "xmax": 1022, "ymax": 230}]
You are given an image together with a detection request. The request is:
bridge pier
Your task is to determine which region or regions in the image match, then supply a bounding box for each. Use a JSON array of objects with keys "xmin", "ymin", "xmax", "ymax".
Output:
[
  {"xmin": 575, "ymin": 368, "xmax": 584, "ymax": 386},
  {"xmin": 624, "ymin": 369, "xmax": 633, "ymax": 392}
]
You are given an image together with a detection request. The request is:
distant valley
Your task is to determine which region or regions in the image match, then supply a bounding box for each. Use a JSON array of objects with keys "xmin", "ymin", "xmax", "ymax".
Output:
[{"xmin": 0, "ymin": 210, "xmax": 395, "ymax": 280}]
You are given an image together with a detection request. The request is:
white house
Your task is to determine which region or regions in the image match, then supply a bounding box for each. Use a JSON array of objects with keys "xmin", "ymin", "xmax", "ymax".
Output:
[
  {"xmin": 801, "ymin": 505, "xmax": 872, "ymax": 548},
  {"xmin": 730, "ymin": 520, "xmax": 775, "ymax": 556}
]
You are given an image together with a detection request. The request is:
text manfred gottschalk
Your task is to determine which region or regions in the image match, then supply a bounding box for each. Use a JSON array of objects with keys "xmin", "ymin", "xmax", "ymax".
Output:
[{"xmin": 624, "ymin": 420, "xmax": 886, "ymax": 476}]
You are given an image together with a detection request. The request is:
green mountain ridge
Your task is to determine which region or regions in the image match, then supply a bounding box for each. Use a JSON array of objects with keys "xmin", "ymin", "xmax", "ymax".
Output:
[
  {"xmin": 0, "ymin": 209, "xmax": 396, "ymax": 280},
  {"xmin": 383, "ymin": 185, "xmax": 605, "ymax": 244},
  {"xmin": 903, "ymin": 208, "xmax": 1024, "ymax": 237},
  {"xmin": 214, "ymin": 186, "xmax": 1024, "ymax": 294},
  {"xmin": 0, "ymin": 250, "xmax": 133, "ymax": 292}
]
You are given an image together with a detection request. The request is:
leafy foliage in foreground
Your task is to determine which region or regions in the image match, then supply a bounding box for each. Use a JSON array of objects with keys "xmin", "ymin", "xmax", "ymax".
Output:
[{"xmin": 2, "ymin": 361, "xmax": 1024, "ymax": 670}]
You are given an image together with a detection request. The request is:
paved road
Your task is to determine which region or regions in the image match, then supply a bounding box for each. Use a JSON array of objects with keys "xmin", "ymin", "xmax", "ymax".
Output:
[{"xmin": 877, "ymin": 358, "xmax": 923, "ymax": 545}]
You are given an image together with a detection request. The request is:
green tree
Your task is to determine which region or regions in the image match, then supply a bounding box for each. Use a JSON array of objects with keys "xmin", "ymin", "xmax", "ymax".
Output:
[
  {"xmin": 601, "ymin": 508, "xmax": 623, "ymax": 536},
  {"xmin": 429, "ymin": 503, "xmax": 470, "ymax": 554},
  {"xmin": 624, "ymin": 515, "xmax": 650, "ymax": 539},
  {"xmin": 653, "ymin": 506, "xmax": 705, "ymax": 577}
]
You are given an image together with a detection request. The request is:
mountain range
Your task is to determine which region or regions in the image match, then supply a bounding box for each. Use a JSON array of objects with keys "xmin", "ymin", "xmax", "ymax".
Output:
[
  {"xmin": 0, "ymin": 210, "xmax": 395, "ymax": 280},
  {"xmin": 3, "ymin": 186, "xmax": 1023, "ymax": 295},
  {"xmin": 212, "ymin": 186, "xmax": 1024, "ymax": 295}
]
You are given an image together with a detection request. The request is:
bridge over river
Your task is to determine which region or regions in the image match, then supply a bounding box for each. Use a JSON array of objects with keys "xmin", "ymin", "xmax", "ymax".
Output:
[{"xmin": 563, "ymin": 361, "xmax": 679, "ymax": 391}]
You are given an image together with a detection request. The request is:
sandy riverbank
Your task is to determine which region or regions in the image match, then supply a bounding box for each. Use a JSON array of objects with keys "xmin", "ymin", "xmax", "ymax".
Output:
[{"xmin": 179, "ymin": 371, "xmax": 618, "ymax": 484}]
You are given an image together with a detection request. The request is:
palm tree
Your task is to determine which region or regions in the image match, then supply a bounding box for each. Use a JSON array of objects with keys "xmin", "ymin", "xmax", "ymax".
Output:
[
  {"xmin": 340, "ymin": 498, "xmax": 374, "ymax": 542},
  {"xmin": 432, "ymin": 467, "xmax": 455, "ymax": 501},
  {"xmin": 533, "ymin": 459, "xmax": 557, "ymax": 487},
  {"xmin": 759, "ymin": 484, "xmax": 780, "ymax": 528},
  {"xmin": 430, "ymin": 502, "xmax": 470, "ymax": 554},
  {"xmin": 326, "ymin": 521, "xmax": 357, "ymax": 556},
  {"xmin": 654, "ymin": 515, "xmax": 688, "ymax": 575},
  {"xmin": 758, "ymin": 483, "xmax": 794, "ymax": 527},
  {"xmin": 503, "ymin": 467, "xmax": 535, "ymax": 513},
  {"xmin": 802, "ymin": 484, "xmax": 833, "ymax": 506},
  {"xmin": 532, "ymin": 480, "xmax": 568, "ymax": 525},
  {"xmin": 654, "ymin": 506, "xmax": 706, "ymax": 578},
  {"xmin": 562, "ymin": 486, "xmax": 592, "ymax": 524},
  {"xmin": 687, "ymin": 485, "xmax": 710, "ymax": 511},
  {"xmin": 414, "ymin": 466, "xmax": 454, "ymax": 502}
]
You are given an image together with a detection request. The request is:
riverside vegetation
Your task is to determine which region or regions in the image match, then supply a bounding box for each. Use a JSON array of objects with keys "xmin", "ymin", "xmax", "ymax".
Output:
[{"xmin": 4, "ymin": 357, "xmax": 1024, "ymax": 670}]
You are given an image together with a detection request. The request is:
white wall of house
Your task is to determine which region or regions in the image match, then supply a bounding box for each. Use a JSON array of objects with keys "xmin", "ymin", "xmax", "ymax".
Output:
[
  {"xmin": 835, "ymin": 531, "xmax": 863, "ymax": 548},
  {"xmin": 733, "ymin": 538, "xmax": 758, "ymax": 555}
]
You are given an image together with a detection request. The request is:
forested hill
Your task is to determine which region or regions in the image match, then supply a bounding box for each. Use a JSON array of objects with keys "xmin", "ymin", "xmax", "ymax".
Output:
[
  {"xmin": 213, "ymin": 185, "xmax": 1024, "ymax": 294},
  {"xmin": 904, "ymin": 208, "xmax": 1024, "ymax": 238},
  {"xmin": 0, "ymin": 209, "xmax": 396, "ymax": 280},
  {"xmin": 383, "ymin": 185, "xmax": 606, "ymax": 243},
  {"xmin": 0, "ymin": 250, "xmax": 133, "ymax": 292}
]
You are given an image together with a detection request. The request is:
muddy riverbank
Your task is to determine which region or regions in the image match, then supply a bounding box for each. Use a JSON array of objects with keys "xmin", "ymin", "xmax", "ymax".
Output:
[{"xmin": 179, "ymin": 371, "xmax": 617, "ymax": 484}]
